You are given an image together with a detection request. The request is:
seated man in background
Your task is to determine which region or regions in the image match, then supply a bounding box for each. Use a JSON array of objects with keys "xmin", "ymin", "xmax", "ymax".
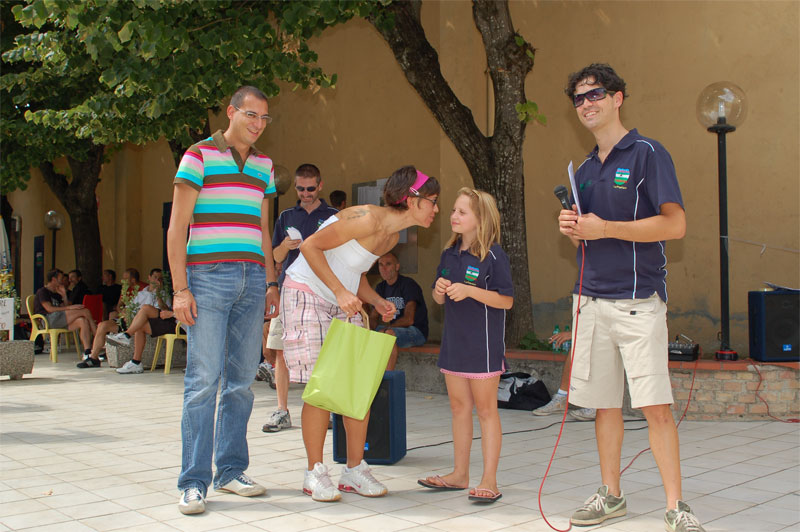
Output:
[
  {"xmin": 67, "ymin": 269, "xmax": 92, "ymax": 306},
  {"xmin": 35, "ymin": 269, "xmax": 97, "ymax": 358},
  {"xmin": 115, "ymin": 269, "xmax": 173, "ymax": 374},
  {"xmin": 100, "ymin": 269, "xmax": 122, "ymax": 320},
  {"xmin": 369, "ymin": 251, "xmax": 428, "ymax": 370},
  {"xmin": 328, "ymin": 189, "xmax": 346, "ymax": 211},
  {"xmin": 77, "ymin": 267, "xmax": 154, "ymax": 368}
]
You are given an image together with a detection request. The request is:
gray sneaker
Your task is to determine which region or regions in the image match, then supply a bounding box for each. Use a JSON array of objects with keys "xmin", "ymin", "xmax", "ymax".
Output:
[
  {"xmin": 569, "ymin": 407, "xmax": 597, "ymax": 421},
  {"xmin": 256, "ymin": 362, "xmax": 276, "ymax": 389},
  {"xmin": 665, "ymin": 500, "xmax": 706, "ymax": 532},
  {"xmin": 262, "ymin": 409, "xmax": 291, "ymax": 432},
  {"xmin": 571, "ymin": 485, "xmax": 626, "ymax": 526},
  {"xmin": 532, "ymin": 393, "xmax": 568, "ymax": 416}
]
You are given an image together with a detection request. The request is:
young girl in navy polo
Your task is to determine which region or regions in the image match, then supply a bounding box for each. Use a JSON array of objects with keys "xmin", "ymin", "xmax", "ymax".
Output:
[{"xmin": 418, "ymin": 188, "xmax": 514, "ymax": 503}]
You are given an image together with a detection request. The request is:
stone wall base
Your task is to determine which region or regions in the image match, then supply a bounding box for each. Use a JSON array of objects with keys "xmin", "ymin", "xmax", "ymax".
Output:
[{"xmin": 398, "ymin": 347, "xmax": 800, "ymax": 421}]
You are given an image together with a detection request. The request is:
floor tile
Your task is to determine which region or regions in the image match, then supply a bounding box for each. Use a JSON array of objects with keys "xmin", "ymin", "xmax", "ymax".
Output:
[{"xmin": 1, "ymin": 363, "xmax": 798, "ymax": 532}]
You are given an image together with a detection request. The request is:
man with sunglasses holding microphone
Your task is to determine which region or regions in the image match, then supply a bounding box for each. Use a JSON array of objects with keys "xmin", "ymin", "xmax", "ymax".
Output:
[
  {"xmin": 558, "ymin": 64, "xmax": 704, "ymax": 532},
  {"xmin": 262, "ymin": 163, "xmax": 339, "ymax": 433}
]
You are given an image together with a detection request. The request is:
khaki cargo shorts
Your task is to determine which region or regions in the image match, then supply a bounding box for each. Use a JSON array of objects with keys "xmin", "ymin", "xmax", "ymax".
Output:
[{"xmin": 568, "ymin": 293, "xmax": 673, "ymax": 409}]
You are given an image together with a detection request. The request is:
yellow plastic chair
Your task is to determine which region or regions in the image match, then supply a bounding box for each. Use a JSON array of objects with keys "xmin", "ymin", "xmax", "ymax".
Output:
[
  {"xmin": 26, "ymin": 294, "xmax": 80, "ymax": 362},
  {"xmin": 151, "ymin": 321, "xmax": 187, "ymax": 375}
]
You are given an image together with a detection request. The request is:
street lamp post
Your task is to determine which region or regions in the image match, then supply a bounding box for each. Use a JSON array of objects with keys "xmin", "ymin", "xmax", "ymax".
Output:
[
  {"xmin": 43, "ymin": 210, "xmax": 64, "ymax": 270},
  {"xmin": 696, "ymin": 82, "xmax": 748, "ymax": 361}
]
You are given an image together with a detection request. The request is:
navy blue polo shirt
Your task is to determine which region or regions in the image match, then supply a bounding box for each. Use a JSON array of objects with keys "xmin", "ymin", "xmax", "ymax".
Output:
[
  {"xmin": 375, "ymin": 275, "xmax": 429, "ymax": 339},
  {"xmin": 272, "ymin": 199, "xmax": 339, "ymax": 284},
  {"xmin": 434, "ymin": 243, "xmax": 514, "ymax": 373},
  {"xmin": 572, "ymin": 129, "xmax": 684, "ymax": 302}
]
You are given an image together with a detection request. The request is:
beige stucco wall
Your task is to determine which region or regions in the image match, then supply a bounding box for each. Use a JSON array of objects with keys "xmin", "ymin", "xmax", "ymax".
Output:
[{"xmin": 7, "ymin": 1, "xmax": 799, "ymax": 353}]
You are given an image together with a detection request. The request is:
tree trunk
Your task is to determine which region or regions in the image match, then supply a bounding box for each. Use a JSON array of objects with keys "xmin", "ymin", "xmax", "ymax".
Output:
[
  {"xmin": 39, "ymin": 142, "xmax": 105, "ymax": 293},
  {"xmin": 369, "ymin": 0, "xmax": 535, "ymax": 345},
  {"xmin": 167, "ymin": 122, "xmax": 212, "ymax": 168}
]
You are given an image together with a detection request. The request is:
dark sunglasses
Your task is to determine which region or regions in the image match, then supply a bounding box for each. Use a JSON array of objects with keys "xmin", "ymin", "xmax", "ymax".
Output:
[
  {"xmin": 296, "ymin": 186, "xmax": 317, "ymax": 192},
  {"xmin": 572, "ymin": 87, "xmax": 610, "ymax": 108}
]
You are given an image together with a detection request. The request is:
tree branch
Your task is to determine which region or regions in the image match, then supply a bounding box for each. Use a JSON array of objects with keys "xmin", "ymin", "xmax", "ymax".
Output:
[
  {"xmin": 38, "ymin": 162, "xmax": 69, "ymax": 202},
  {"xmin": 368, "ymin": 1, "xmax": 490, "ymax": 174},
  {"xmin": 472, "ymin": 0, "xmax": 533, "ymax": 157}
]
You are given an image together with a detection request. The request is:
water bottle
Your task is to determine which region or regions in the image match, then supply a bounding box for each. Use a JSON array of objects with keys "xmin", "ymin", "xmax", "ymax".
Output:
[
  {"xmin": 562, "ymin": 325, "xmax": 572, "ymax": 354},
  {"xmin": 551, "ymin": 324, "xmax": 560, "ymax": 351}
]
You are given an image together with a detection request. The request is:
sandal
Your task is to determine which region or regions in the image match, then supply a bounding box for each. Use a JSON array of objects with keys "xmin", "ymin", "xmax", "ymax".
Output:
[
  {"xmin": 468, "ymin": 487, "xmax": 502, "ymax": 503},
  {"xmin": 417, "ymin": 475, "xmax": 467, "ymax": 491}
]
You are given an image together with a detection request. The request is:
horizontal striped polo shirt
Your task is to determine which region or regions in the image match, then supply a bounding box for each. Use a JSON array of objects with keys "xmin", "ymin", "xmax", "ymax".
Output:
[{"xmin": 174, "ymin": 130, "xmax": 276, "ymax": 265}]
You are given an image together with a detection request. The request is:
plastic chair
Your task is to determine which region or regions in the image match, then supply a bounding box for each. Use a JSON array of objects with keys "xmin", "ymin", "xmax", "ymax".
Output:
[
  {"xmin": 26, "ymin": 294, "xmax": 80, "ymax": 362},
  {"xmin": 82, "ymin": 294, "xmax": 103, "ymax": 325},
  {"xmin": 151, "ymin": 321, "xmax": 187, "ymax": 375}
]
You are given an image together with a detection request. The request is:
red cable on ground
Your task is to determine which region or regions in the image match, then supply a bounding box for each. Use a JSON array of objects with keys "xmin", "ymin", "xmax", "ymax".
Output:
[
  {"xmin": 537, "ymin": 242, "xmax": 585, "ymax": 532},
  {"xmin": 752, "ymin": 363, "xmax": 800, "ymax": 423},
  {"xmin": 536, "ymin": 250, "xmax": 798, "ymax": 532}
]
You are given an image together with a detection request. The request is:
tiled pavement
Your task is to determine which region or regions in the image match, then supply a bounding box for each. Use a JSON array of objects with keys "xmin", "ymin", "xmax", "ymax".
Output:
[{"xmin": 1, "ymin": 354, "xmax": 798, "ymax": 531}]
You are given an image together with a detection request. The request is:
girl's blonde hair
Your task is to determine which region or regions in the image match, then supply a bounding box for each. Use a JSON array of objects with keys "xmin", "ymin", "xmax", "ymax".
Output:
[{"xmin": 445, "ymin": 187, "xmax": 501, "ymax": 261}]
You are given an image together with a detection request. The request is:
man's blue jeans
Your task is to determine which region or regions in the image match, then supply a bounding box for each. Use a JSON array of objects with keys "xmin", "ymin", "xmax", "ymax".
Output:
[{"xmin": 178, "ymin": 262, "xmax": 265, "ymax": 495}]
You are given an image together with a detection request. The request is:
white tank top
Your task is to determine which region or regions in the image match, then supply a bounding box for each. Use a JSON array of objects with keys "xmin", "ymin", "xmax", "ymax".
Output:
[{"xmin": 285, "ymin": 216, "xmax": 379, "ymax": 305}]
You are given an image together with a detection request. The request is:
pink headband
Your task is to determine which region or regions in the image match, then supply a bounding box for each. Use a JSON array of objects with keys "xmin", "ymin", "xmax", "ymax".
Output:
[{"xmin": 397, "ymin": 170, "xmax": 430, "ymax": 204}]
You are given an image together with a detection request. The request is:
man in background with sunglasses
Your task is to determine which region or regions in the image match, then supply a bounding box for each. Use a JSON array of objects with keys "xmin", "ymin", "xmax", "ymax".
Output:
[
  {"xmin": 557, "ymin": 64, "xmax": 702, "ymax": 532},
  {"xmin": 262, "ymin": 163, "xmax": 339, "ymax": 433}
]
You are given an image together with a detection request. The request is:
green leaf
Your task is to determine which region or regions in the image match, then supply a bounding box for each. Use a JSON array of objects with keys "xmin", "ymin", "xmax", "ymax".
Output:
[
  {"xmin": 514, "ymin": 35, "xmax": 524, "ymax": 47},
  {"xmin": 32, "ymin": 0, "xmax": 48, "ymax": 24},
  {"xmin": 118, "ymin": 21, "xmax": 134, "ymax": 43}
]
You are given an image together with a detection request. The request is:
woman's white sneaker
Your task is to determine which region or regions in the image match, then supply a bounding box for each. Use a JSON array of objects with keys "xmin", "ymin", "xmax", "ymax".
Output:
[
  {"xmin": 303, "ymin": 463, "xmax": 341, "ymax": 502},
  {"xmin": 338, "ymin": 460, "xmax": 388, "ymax": 497}
]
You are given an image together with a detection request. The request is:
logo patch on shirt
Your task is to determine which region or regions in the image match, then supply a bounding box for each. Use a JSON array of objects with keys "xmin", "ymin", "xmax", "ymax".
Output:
[
  {"xmin": 441, "ymin": 268, "xmax": 450, "ymax": 277},
  {"xmin": 614, "ymin": 168, "xmax": 630, "ymax": 188},
  {"xmin": 465, "ymin": 266, "xmax": 479, "ymax": 284}
]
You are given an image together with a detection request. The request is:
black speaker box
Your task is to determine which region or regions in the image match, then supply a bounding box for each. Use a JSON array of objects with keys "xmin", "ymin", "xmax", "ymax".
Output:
[
  {"xmin": 748, "ymin": 290, "xmax": 799, "ymax": 362},
  {"xmin": 332, "ymin": 370, "xmax": 406, "ymax": 465}
]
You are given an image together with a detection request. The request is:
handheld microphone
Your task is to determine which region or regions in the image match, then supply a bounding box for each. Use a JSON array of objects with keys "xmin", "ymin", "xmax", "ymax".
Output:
[{"xmin": 553, "ymin": 185, "xmax": 572, "ymax": 210}]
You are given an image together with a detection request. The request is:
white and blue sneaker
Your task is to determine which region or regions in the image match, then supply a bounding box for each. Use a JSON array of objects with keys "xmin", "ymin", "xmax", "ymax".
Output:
[
  {"xmin": 178, "ymin": 487, "xmax": 205, "ymax": 515},
  {"xmin": 217, "ymin": 473, "xmax": 266, "ymax": 497}
]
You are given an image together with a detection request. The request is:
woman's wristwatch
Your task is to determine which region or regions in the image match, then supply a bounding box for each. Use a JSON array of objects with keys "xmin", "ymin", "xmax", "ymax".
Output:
[{"xmin": 267, "ymin": 282, "xmax": 279, "ymax": 289}]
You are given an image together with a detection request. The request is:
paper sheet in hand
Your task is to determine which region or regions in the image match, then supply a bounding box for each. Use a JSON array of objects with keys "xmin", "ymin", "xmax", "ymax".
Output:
[
  {"xmin": 567, "ymin": 161, "xmax": 583, "ymax": 216},
  {"xmin": 286, "ymin": 227, "xmax": 302, "ymax": 241}
]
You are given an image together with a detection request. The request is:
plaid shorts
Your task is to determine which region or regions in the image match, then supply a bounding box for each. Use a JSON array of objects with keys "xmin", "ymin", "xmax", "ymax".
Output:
[{"xmin": 280, "ymin": 284, "xmax": 363, "ymax": 384}]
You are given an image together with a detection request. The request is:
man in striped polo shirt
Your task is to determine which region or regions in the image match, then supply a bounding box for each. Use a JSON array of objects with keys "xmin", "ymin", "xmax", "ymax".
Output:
[{"xmin": 168, "ymin": 86, "xmax": 280, "ymax": 515}]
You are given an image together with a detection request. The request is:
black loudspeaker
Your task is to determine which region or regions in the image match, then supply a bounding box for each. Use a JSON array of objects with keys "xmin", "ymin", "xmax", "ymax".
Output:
[
  {"xmin": 332, "ymin": 371, "xmax": 406, "ymax": 465},
  {"xmin": 748, "ymin": 290, "xmax": 799, "ymax": 362}
]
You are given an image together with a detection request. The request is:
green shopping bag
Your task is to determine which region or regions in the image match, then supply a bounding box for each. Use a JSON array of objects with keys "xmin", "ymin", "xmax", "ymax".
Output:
[{"xmin": 301, "ymin": 310, "xmax": 396, "ymax": 420}]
